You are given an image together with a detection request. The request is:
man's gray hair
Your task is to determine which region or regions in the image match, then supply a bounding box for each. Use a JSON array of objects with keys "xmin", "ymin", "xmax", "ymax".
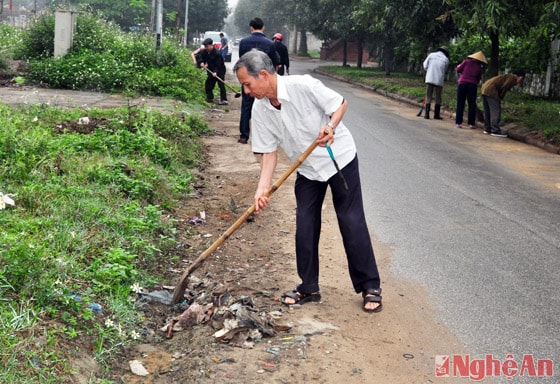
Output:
[{"xmin": 233, "ymin": 49, "xmax": 276, "ymax": 77}]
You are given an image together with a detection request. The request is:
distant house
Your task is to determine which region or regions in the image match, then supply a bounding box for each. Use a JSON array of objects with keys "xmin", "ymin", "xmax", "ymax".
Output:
[{"xmin": 320, "ymin": 39, "xmax": 369, "ymax": 66}]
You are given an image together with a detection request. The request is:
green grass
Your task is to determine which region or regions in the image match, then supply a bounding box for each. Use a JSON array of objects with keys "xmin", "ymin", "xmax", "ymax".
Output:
[
  {"xmin": 0, "ymin": 103, "xmax": 211, "ymax": 382},
  {"xmin": 318, "ymin": 65, "xmax": 560, "ymax": 145}
]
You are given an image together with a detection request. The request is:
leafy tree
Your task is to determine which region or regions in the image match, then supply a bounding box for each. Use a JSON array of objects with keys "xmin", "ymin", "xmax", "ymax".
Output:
[
  {"xmin": 179, "ymin": 0, "xmax": 229, "ymax": 40},
  {"xmin": 233, "ymin": 0, "xmax": 265, "ymax": 36},
  {"xmin": 443, "ymin": 0, "xmax": 550, "ymax": 76},
  {"xmin": 352, "ymin": 0, "xmax": 455, "ymax": 74},
  {"xmin": 306, "ymin": 0, "xmax": 360, "ymax": 66},
  {"xmin": 72, "ymin": 0, "xmax": 149, "ymax": 31}
]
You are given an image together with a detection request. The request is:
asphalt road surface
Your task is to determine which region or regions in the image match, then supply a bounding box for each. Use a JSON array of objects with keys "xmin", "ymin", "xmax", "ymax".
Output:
[{"xmin": 283, "ymin": 57, "xmax": 559, "ymax": 382}]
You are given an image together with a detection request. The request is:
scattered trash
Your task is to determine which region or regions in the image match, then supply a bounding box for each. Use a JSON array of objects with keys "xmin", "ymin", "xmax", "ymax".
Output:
[
  {"xmin": 351, "ymin": 367, "xmax": 363, "ymax": 375},
  {"xmin": 188, "ymin": 216, "xmax": 206, "ymax": 225},
  {"xmin": 262, "ymin": 361, "xmax": 277, "ymax": 372},
  {"xmin": 266, "ymin": 346, "xmax": 282, "ymax": 356},
  {"xmin": 0, "ymin": 192, "xmax": 15, "ymax": 210},
  {"xmin": 161, "ymin": 302, "xmax": 213, "ymax": 337},
  {"xmin": 66, "ymin": 294, "xmax": 103, "ymax": 314},
  {"xmin": 229, "ymin": 197, "xmax": 238, "ymax": 213},
  {"xmin": 138, "ymin": 290, "xmax": 174, "ymax": 305},
  {"xmin": 165, "ymin": 319, "xmax": 177, "ymax": 339},
  {"xmin": 214, "ymin": 356, "xmax": 236, "ymax": 364},
  {"xmin": 403, "ymin": 353, "xmax": 415, "ymax": 360},
  {"xmin": 129, "ymin": 360, "xmax": 149, "ymax": 376},
  {"xmin": 177, "ymin": 301, "xmax": 213, "ymax": 328},
  {"xmin": 77, "ymin": 117, "xmax": 90, "ymax": 125},
  {"xmin": 88, "ymin": 302, "xmax": 103, "ymax": 314}
]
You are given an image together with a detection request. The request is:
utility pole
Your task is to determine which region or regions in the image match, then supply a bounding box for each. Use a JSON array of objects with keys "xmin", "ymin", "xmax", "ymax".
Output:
[
  {"xmin": 156, "ymin": 0, "xmax": 162, "ymax": 58},
  {"xmin": 183, "ymin": 0, "xmax": 189, "ymax": 47}
]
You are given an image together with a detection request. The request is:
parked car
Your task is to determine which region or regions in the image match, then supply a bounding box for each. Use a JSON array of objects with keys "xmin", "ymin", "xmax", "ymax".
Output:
[{"xmin": 202, "ymin": 31, "xmax": 232, "ymax": 62}]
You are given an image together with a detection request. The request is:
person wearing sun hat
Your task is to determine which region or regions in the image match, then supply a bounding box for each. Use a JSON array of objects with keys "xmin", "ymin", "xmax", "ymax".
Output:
[
  {"xmin": 423, "ymin": 46, "xmax": 450, "ymax": 119},
  {"xmin": 454, "ymin": 51, "xmax": 487, "ymax": 129}
]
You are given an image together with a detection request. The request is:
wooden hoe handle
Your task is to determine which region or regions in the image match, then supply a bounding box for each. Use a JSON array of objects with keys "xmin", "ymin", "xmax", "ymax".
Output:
[{"xmin": 171, "ymin": 141, "xmax": 318, "ymax": 304}]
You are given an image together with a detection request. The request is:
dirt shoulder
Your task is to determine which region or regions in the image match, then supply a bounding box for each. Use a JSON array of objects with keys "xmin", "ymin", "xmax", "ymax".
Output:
[{"xmin": 98, "ymin": 94, "xmax": 471, "ymax": 384}]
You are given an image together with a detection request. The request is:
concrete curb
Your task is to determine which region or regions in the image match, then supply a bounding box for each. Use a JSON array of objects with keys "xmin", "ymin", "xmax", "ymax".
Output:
[{"xmin": 314, "ymin": 69, "xmax": 560, "ymax": 156}]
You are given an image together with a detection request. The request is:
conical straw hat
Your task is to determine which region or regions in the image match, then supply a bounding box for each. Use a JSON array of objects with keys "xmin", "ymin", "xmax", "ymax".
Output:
[{"xmin": 468, "ymin": 51, "xmax": 487, "ymax": 64}]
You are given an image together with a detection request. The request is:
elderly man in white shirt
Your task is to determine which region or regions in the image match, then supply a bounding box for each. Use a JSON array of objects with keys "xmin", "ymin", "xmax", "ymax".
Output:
[
  {"xmin": 233, "ymin": 49, "xmax": 382, "ymax": 313},
  {"xmin": 423, "ymin": 46, "xmax": 450, "ymax": 120}
]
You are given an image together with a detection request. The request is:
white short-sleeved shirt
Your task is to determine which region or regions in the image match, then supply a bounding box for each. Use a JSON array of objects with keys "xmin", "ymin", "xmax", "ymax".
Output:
[{"xmin": 251, "ymin": 74, "xmax": 357, "ymax": 181}]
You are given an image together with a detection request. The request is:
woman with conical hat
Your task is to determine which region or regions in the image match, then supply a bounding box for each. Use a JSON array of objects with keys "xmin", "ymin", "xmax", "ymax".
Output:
[{"xmin": 454, "ymin": 51, "xmax": 487, "ymax": 129}]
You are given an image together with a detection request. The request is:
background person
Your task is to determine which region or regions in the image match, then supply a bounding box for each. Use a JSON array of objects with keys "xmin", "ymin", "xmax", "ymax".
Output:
[
  {"xmin": 423, "ymin": 46, "xmax": 450, "ymax": 120},
  {"xmin": 219, "ymin": 32, "xmax": 229, "ymax": 61},
  {"xmin": 233, "ymin": 49, "xmax": 383, "ymax": 313},
  {"xmin": 272, "ymin": 33, "xmax": 290, "ymax": 75},
  {"xmin": 455, "ymin": 51, "xmax": 487, "ymax": 129},
  {"xmin": 237, "ymin": 17, "xmax": 280, "ymax": 144},
  {"xmin": 191, "ymin": 38, "xmax": 228, "ymax": 105},
  {"xmin": 481, "ymin": 70, "xmax": 525, "ymax": 137}
]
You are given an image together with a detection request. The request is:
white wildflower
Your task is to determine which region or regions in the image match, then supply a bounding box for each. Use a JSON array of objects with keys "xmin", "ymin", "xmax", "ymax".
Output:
[
  {"xmin": 130, "ymin": 283, "xmax": 143, "ymax": 294},
  {"xmin": 105, "ymin": 318, "xmax": 115, "ymax": 328}
]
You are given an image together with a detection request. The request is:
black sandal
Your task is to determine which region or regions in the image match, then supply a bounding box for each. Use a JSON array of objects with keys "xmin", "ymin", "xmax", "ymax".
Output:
[
  {"xmin": 281, "ymin": 289, "xmax": 321, "ymax": 306},
  {"xmin": 362, "ymin": 288, "xmax": 382, "ymax": 313}
]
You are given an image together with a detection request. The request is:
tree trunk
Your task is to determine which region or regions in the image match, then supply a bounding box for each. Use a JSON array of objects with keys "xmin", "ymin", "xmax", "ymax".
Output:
[
  {"xmin": 342, "ymin": 39, "xmax": 348, "ymax": 67},
  {"xmin": 292, "ymin": 26, "xmax": 298, "ymax": 55},
  {"xmin": 383, "ymin": 40, "xmax": 393, "ymax": 75},
  {"xmin": 0, "ymin": 0, "xmax": 4, "ymax": 23},
  {"xmin": 298, "ymin": 29, "xmax": 308, "ymax": 56},
  {"xmin": 489, "ymin": 30, "xmax": 500, "ymax": 77},
  {"xmin": 175, "ymin": 0, "xmax": 183, "ymax": 39},
  {"xmin": 357, "ymin": 39, "xmax": 363, "ymax": 69},
  {"xmin": 150, "ymin": 0, "xmax": 156, "ymax": 33}
]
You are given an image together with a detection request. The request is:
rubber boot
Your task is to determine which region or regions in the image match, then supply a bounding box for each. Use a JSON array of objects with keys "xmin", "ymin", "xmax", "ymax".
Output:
[
  {"xmin": 434, "ymin": 104, "xmax": 443, "ymax": 120},
  {"xmin": 424, "ymin": 103, "xmax": 431, "ymax": 119}
]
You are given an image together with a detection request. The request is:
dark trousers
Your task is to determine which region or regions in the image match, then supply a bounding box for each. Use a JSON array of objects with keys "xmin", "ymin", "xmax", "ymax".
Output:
[
  {"xmin": 482, "ymin": 95, "xmax": 502, "ymax": 133},
  {"xmin": 426, "ymin": 83, "xmax": 443, "ymax": 105},
  {"xmin": 239, "ymin": 89, "xmax": 254, "ymax": 139},
  {"xmin": 294, "ymin": 156, "xmax": 381, "ymax": 294},
  {"xmin": 456, "ymin": 83, "xmax": 478, "ymax": 125},
  {"xmin": 205, "ymin": 70, "xmax": 227, "ymax": 102}
]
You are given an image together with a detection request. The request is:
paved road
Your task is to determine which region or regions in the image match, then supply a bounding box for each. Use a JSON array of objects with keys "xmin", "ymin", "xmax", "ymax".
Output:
[{"xmin": 286, "ymin": 60, "xmax": 560, "ymax": 382}]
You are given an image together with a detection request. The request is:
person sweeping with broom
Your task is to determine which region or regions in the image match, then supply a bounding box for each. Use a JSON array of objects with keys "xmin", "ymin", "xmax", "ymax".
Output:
[{"xmin": 233, "ymin": 49, "xmax": 383, "ymax": 313}]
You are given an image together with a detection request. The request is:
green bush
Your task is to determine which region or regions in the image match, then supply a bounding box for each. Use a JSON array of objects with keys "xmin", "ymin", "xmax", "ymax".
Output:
[
  {"xmin": 0, "ymin": 103, "xmax": 210, "ymax": 380},
  {"xmin": 17, "ymin": 10, "xmax": 205, "ymax": 102}
]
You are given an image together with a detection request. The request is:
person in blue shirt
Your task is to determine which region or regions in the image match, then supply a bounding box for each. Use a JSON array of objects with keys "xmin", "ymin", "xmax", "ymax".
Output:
[
  {"xmin": 219, "ymin": 33, "xmax": 229, "ymax": 61},
  {"xmin": 237, "ymin": 17, "xmax": 280, "ymax": 144}
]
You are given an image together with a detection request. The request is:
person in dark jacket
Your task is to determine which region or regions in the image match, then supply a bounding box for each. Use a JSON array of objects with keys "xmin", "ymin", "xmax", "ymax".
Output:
[
  {"xmin": 191, "ymin": 38, "xmax": 228, "ymax": 105},
  {"xmin": 272, "ymin": 33, "xmax": 290, "ymax": 75},
  {"xmin": 237, "ymin": 17, "xmax": 280, "ymax": 144}
]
